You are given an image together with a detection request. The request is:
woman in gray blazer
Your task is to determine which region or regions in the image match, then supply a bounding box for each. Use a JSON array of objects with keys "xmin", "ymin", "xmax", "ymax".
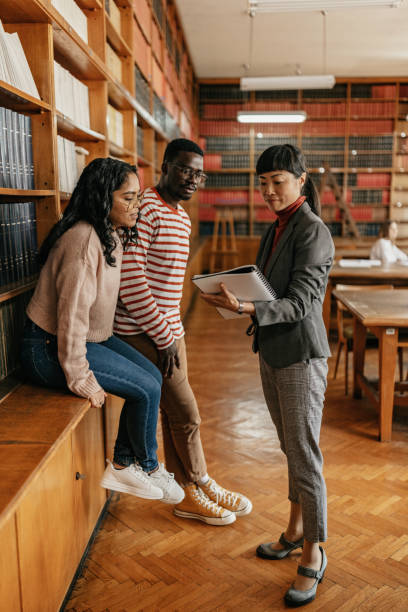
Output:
[{"xmin": 201, "ymin": 144, "xmax": 334, "ymax": 608}]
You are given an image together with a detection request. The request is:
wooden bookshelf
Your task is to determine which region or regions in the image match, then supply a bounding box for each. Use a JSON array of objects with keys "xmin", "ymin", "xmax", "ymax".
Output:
[
  {"xmin": 0, "ymin": 0, "xmax": 198, "ymax": 386},
  {"xmin": 0, "ymin": 3, "xmax": 199, "ymax": 608},
  {"xmin": 198, "ymin": 79, "xmax": 408, "ymax": 238}
]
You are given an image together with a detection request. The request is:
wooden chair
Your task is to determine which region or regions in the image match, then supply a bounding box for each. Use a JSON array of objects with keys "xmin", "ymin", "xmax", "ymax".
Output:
[{"xmin": 333, "ymin": 284, "xmax": 403, "ymax": 394}]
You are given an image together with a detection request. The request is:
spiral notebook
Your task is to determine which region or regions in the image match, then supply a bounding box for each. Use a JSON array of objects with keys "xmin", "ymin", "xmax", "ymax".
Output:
[{"xmin": 192, "ymin": 264, "xmax": 277, "ymax": 319}]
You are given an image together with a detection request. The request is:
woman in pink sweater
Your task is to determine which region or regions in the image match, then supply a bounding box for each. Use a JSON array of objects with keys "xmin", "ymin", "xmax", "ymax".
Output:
[{"xmin": 21, "ymin": 157, "xmax": 183, "ymax": 505}]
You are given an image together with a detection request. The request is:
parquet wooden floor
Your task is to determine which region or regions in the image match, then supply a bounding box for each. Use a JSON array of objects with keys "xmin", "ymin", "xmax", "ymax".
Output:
[{"xmin": 65, "ymin": 298, "xmax": 408, "ymax": 612}]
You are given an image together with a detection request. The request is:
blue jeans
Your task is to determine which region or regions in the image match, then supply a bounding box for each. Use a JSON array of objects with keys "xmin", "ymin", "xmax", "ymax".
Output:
[{"xmin": 20, "ymin": 319, "xmax": 162, "ymax": 472}]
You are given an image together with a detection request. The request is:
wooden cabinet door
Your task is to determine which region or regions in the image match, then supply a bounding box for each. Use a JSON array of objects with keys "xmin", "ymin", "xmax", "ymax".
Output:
[
  {"xmin": 0, "ymin": 515, "xmax": 21, "ymax": 611},
  {"xmin": 17, "ymin": 437, "xmax": 78, "ymax": 612},
  {"xmin": 72, "ymin": 406, "xmax": 106, "ymax": 553}
]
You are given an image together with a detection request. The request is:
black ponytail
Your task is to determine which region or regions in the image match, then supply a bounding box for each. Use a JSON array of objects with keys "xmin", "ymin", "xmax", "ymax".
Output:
[
  {"xmin": 302, "ymin": 174, "xmax": 321, "ymax": 217},
  {"xmin": 256, "ymin": 144, "xmax": 321, "ymax": 217}
]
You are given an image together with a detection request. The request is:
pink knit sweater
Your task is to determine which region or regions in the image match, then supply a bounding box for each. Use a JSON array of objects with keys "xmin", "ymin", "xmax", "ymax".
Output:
[{"xmin": 27, "ymin": 221, "xmax": 123, "ymax": 398}]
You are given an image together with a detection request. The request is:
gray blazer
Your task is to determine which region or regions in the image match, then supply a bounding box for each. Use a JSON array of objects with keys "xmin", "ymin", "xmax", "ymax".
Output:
[{"xmin": 252, "ymin": 201, "xmax": 334, "ymax": 368}]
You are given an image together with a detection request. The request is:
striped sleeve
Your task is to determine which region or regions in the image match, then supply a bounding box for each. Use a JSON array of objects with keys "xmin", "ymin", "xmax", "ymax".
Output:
[{"xmin": 118, "ymin": 208, "xmax": 175, "ymax": 349}]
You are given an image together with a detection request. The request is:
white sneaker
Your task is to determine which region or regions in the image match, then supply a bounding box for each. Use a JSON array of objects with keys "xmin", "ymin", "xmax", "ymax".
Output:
[
  {"xmin": 100, "ymin": 460, "xmax": 163, "ymax": 500},
  {"xmin": 148, "ymin": 463, "xmax": 185, "ymax": 504}
]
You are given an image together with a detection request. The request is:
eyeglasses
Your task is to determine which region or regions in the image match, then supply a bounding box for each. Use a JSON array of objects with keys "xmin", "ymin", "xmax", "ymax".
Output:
[
  {"xmin": 168, "ymin": 162, "xmax": 207, "ymax": 184},
  {"xmin": 123, "ymin": 196, "xmax": 142, "ymax": 211}
]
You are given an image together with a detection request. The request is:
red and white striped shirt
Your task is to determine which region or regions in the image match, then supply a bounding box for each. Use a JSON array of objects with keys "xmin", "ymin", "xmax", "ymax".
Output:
[{"xmin": 114, "ymin": 187, "xmax": 191, "ymax": 349}]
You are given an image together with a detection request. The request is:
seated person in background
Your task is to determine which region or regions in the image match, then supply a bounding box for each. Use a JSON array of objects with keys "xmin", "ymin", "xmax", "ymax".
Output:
[
  {"xmin": 370, "ymin": 220, "xmax": 408, "ymax": 263},
  {"xmin": 20, "ymin": 157, "xmax": 183, "ymax": 505}
]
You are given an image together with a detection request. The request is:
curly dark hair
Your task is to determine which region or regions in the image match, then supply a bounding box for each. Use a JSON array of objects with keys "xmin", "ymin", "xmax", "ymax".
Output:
[{"xmin": 39, "ymin": 157, "xmax": 138, "ymax": 266}]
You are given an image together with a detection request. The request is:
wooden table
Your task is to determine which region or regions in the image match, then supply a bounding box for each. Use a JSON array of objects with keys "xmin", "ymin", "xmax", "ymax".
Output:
[
  {"xmin": 324, "ymin": 262, "xmax": 408, "ymax": 332},
  {"xmin": 332, "ymin": 288, "xmax": 408, "ymax": 442}
]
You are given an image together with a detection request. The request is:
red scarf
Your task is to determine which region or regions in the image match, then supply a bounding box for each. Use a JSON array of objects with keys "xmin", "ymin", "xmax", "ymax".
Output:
[{"xmin": 263, "ymin": 196, "xmax": 306, "ymax": 273}]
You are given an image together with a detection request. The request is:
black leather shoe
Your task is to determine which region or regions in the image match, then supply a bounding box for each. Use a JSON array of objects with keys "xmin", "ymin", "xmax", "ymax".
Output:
[
  {"xmin": 284, "ymin": 546, "xmax": 327, "ymax": 607},
  {"xmin": 256, "ymin": 533, "xmax": 304, "ymax": 560}
]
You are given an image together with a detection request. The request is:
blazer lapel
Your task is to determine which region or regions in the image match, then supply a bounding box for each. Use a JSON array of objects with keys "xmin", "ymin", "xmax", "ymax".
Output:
[
  {"xmin": 258, "ymin": 223, "xmax": 276, "ymax": 270},
  {"xmin": 264, "ymin": 223, "xmax": 294, "ymax": 277},
  {"xmin": 264, "ymin": 203, "xmax": 308, "ymax": 276}
]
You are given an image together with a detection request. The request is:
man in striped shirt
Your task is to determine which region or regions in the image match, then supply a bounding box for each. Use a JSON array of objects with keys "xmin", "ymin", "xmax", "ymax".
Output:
[{"xmin": 115, "ymin": 139, "xmax": 252, "ymax": 525}]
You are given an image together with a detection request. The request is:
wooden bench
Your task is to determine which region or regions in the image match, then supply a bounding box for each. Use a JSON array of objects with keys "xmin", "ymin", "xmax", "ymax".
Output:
[
  {"xmin": 0, "ymin": 242, "xmax": 208, "ymax": 610},
  {"xmin": 0, "ymin": 384, "xmax": 107, "ymax": 612}
]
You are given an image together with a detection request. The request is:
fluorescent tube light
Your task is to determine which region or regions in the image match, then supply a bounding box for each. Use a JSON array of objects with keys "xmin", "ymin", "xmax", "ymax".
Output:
[
  {"xmin": 240, "ymin": 75, "xmax": 336, "ymax": 91},
  {"xmin": 248, "ymin": 0, "xmax": 402, "ymax": 12},
  {"xmin": 237, "ymin": 111, "xmax": 307, "ymax": 123}
]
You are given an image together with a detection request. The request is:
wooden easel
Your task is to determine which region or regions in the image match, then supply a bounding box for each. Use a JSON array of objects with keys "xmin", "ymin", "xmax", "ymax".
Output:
[
  {"xmin": 209, "ymin": 207, "xmax": 239, "ymax": 273},
  {"xmin": 319, "ymin": 164, "xmax": 360, "ymax": 239}
]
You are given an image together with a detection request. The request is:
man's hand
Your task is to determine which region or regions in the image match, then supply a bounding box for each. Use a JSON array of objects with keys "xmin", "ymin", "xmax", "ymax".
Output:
[{"xmin": 158, "ymin": 341, "xmax": 180, "ymax": 378}]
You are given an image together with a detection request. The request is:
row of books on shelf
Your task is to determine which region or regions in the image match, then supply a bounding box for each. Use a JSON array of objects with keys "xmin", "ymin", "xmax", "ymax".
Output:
[
  {"xmin": 57, "ymin": 136, "xmax": 88, "ymax": 194},
  {"xmin": 199, "ymin": 220, "xmax": 275, "ymax": 236},
  {"xmin": 321, "ymin": 189, "xmax": 389, "ymax": 205},
  {"xmin": 201, "ymin": 174, "xmax": 397, "ymax": 198},
  {"xmin": 349, "ymin": 135, "xmax": 394, "ymax": 150},
  {"xmin": 204, "ymin": 152, "xmax": 395, "ymax": 171},
  {"xmin": 206, "ymin": 173, "xmax": 250, "ymax": 188},
  {"xmin": 199, "ymin": 190, "xmax": 250, "ymax": 205},
  {"xmin": 200, "ymin": 135, "xmax": 298, "ymax": 152},
  {"xmin": 153, "ymin": 94, "xmax": 180, "ymax": 139},
  {"xmin": 51, "ymin": 0, "xmax": 88, "ymax": 44},
  {"xmin": 204, "ymin": 154, "xmax": 250, "ymax": 170},
  {"xmin": 348, "ymin": 101, "xmax": 395, "ymax": 117},
  {"xmin": 107, "ymin": 104, "xmax": 124, "ymax": 148},
  {"xmin": 199, "ymin": 184, "xmax": 393, "ymax": 206},
  {"xmin": 0, "ymin": 20, "xmax": 40, "ymax": 99},
  {"xmin": 199, "ymin": 218, "xmax": 383, "ymax": 239},
  {"xmin": 199, "ymin": 84, "xmax": 401, "ymax": 102},
  {"xmin": 137, "ymin": 166, "xmax": 146, "ymax": 190},
  {"xmin": 0, "ymin": 107, "xmax": 34, "ymax": 190},
  {"xmin": 137, "ymin": 127, "xmax": 144, "ymax": 158},
  {"xmin": 105, "ymin": 0, "xmax": 122, "ymax": 33},
  {"xmin": 54, "ymin": 61, "xmax": 90, "ymax": 129},
  {"xmin": 200, "ymin": 135, "xmax": 395, "ymax": 153},
  {"xmin": 106, "ymin": 43, "xmax": 123, "ymax": 83},
  {"xmin": 204, "ymin": 169, "xmax": 397, "ymax": 190},
  {"xmin": 200, "ymin": 102, "xmax": 298, "ymax": 119},
  {"xmin": 135, "ymin": 65, "xmax": 151, "ymax": 111},
  {"xmin": 199, "ymin": 120, "xmax": 395, "ymax": 137},
  {"xmin": 0, "ymin": 202, "xmax": 38, "ymax": 289},
  {"xmin": 328, "ymin": 222, "xmax": 383, "ymax": 237},
  {"xmin": 338, "ymin": 173, "xmax": 391, "ymax": 187},
  {"xmin": 341, "ymin": 154, "xmax": 393, "ymax": 168},
  {"xmin": 200, "ymin": 101, "xmax": 396, "ymax": 120},
  {"xmin": 322, "ymin": 206, "xmax": 387, "ymax": 222},
  {"xmin": 0, "ymin": 291, "xmax": 31, "ymax": 382}
]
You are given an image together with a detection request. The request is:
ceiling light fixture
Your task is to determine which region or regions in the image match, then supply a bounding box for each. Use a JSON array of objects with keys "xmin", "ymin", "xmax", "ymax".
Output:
[
  {"xmin": 240, "ymin": 10, "xmax": 335, "ymax": 91},
  {"xmin": 237, "ymin": 111, "xmax": 307, "ymax": 123},
  {"xmin": 240, "ymin": 74, "xmax": 335, "ymax": 91},
  {"xmin": 248, "ymin": 0, "xmax": 402, "ymax": 13}
]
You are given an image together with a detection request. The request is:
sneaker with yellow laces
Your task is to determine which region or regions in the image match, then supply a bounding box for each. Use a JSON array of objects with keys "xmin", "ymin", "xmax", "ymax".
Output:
[
  {"xmin": 199, "ymin": 477, "xmax": 252, "ymax": 516},
  {"xmin": 173, "ymin": 484, "xmax": 236, "ymax": 526}
]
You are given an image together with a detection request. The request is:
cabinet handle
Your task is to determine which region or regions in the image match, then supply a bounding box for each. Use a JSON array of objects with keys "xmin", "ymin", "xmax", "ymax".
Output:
[{"xmin": 75, "ymin": 472, "xmax": 87, "ymax": 480}]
